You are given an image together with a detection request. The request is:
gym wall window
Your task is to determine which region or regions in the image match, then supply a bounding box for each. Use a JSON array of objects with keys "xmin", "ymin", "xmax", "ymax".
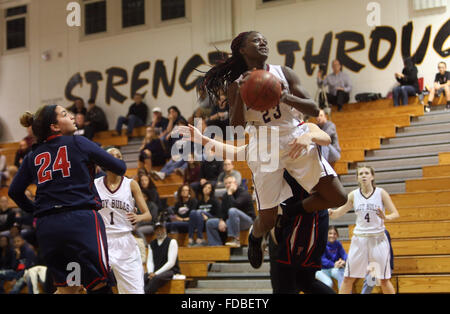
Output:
[
  {"xmin": 4, "ymin": 5, "xmax": 27, "ymax": 51},
  {"xmin": 84, "ymin": 0, "xmax": 107, "ymax": 35},
  {"xmin": 122, "ymin": 0, "xmax": 145, "ymax": 28},
  {"xmin": 161, "ymin": 0, "xmax": 185, "ymax": 21}
]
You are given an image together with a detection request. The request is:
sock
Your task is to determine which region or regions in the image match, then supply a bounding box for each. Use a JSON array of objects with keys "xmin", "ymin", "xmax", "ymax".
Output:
[
  {"xmin": 447, "ymin": 101, "xmax": 450, "ymax": 106},
  {"xmin": 249, "ymin": 232, "xmax": 262, "ymax": 242},
  {"xmin": 428, "ymin": 101, "xmax": 432, "ymax": 106},
  {"xmin": 87, "ymin": 284, "xmax": 114, "ymax": 294}
]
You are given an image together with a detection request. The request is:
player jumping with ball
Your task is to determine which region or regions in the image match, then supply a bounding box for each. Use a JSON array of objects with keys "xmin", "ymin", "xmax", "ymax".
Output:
[{"xmin": 203, "ymin": 31, "xmax": 347, "ymax": 269}]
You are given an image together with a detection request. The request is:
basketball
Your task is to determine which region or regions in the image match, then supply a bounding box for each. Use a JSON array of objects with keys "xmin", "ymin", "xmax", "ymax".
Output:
[{"xmin": 240, "ymin": 70, "xmax": 282, "ymax": 112}]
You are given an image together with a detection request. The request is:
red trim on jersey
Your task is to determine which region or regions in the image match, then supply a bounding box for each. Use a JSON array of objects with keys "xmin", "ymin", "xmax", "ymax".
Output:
[
  {"xmin": 103, "ymin": 176, "xmax": 124, "ymax": 195},
  {"xmin": 93, "ymin": 211, "xmax": 108, "ymax": 278},
  {"xmin": 297, "ymin": 121, "xmax": 305, "ymax": 127},
  {"xmin": 302, "ymin": 212, "xmax": 319, "ymax": 267},
  {"xmin": 85, "ymin": 276, "xmax": 108, "ymax": 290},
  {"xmin": 46, "ymin": 134, "xmax": 62, "ymax": 142}
]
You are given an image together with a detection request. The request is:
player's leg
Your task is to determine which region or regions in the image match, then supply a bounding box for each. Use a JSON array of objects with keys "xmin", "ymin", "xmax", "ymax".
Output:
[
  {"xmin": 380, "ymin": 279, "xmax": 395, "ymax": 294},
  {"xmin": 340, "ymin": 236, "xmax": 368, "ymax": 294},
  {"xmin": 371, "ymin": 234, "xmax": 395, "ymax": 294},
  {"xmin": 339, "ymin": 277, "xmax": 357, "ymax": 294}
]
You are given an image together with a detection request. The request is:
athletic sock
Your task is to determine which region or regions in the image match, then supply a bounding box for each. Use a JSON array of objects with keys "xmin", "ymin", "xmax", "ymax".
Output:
[
  {"xmin": 249, "ymin": 232, "xmax": 262, "ymax": 242},
  {"xmin": 428, "ymin": 101, "xmax": 432, "ymax": 106}
]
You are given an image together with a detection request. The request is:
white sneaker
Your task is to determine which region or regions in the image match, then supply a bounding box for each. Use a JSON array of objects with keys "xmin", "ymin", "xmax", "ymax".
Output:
[{"xmin": 156, "ymin": 171, "xmax": 166, "ymax": 180}]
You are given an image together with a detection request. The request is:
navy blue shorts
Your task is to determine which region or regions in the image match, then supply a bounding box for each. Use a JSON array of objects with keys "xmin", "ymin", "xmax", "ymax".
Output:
[{"xmin": 36, "ymin": 210, "xmax": 110, "ymax": 291}]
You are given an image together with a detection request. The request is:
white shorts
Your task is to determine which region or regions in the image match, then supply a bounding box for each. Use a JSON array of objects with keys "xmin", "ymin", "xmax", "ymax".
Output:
[
  {"xmin": 344, "ymin": 233, "xmax": 391, "ymax": 280},
  {"xmin": 246, "ymin": 125, "xmax": 336, "ymax": 210},
  {"xmin": 107, "ymin": 232, "xmax": 145, "ymax": 294}
]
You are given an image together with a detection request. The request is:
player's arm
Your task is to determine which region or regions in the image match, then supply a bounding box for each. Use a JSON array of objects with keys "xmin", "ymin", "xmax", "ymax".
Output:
[
  {"xmin": 129, "ymin": 180, "xmax": 152, "ymax": 224},
  {"xmin": 281, "ymin": 66, "xmax": 320, "ymax": 117},
  {"xmin": 380, "ymin": 188, "xmax": 400, "ymax": 221},
  {"xmin": 75, "ymin": 136, "xmax": 126, "ymax": 176},
  {"xmin": 305, "ymin": 123, "xmax": 332, "ymax": 146},
  {"xmin": 228, "ymin": 82, "xmax": 246, "ymax": 127},
  {"xmin": 177, "ymin": 125, "xmax": 246, "ymax": 161},
  {"xmin": 8, "ymin": 156, "xmax": 36, "ymax": 213},
  {"xmin": 329, "ymin": 191, "xmax": 354, "ymax": 220}
]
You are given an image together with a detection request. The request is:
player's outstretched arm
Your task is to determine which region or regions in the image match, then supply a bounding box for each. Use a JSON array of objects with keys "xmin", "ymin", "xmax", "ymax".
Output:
[
  {"xmin": 329, "ymin": 191, "xmax": 354, "ymax": 220},
  {"xmin": 177, "ymin": 125, "xmax": 246, "ymax": 161},
  {"xmin": 288, "ymin": 123, "xmax": 331, "ymax": 159},
  {"xmin": 305, "ymin": 123, "xmax": 332, "ymax": 146},
  {"xmin": 281, "ymin": 66, "xmax": 320, "ymax": 117},
  {"xmin": 380, "ymin": 188, "xmax": 400, "ymax": 221},
  {"xmin": 129, "ymin": 180, "xmax": 152, "ymax": 224},
  {"xmin": 75, "ymin": 136, "xmax": 126, "ymax": 176}
]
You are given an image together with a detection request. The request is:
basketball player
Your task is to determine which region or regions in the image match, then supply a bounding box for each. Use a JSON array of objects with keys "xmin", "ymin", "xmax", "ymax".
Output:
[
  {"xmin": 95, "ymin": 148, "xmax": 152, "ymax": 294},
  {"xmin": 329, "ymin": 166, "xmax": 400, "ymax": 294},
  {"xmin": 8, "ymin": 105, "xmax": 126, "ymax": 294},
  {"xmin": 178, "ymin": 124, "xmax": 335, "ymax": 294},
  {"xmin": 203, "ymin": 31, "xmax": 347, "ymax": 268}
]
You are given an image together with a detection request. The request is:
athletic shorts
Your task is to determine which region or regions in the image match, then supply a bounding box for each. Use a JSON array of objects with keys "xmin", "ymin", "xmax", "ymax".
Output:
[
  {"xmin": 247, "ymin": 124, "xmax": 336, "ymax": 210},
  {"xmin": 36, "ymin": 210, "xmax": 110, "ymax": 291},
  {"xmin": 107, "ymin": 232, "xmax": 144, "ymax": 294},
  {"xmin": 344, "ymin": 233, "xmax": 391, "ymax": 280}
]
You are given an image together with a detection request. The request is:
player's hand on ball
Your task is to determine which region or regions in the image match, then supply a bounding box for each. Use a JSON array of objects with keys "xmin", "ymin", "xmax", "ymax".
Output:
[
  {"xmin": 238, "ymin": 68, "xmax": 256, "ymax": 87},
  {"xmin": 288, "ymin": 133, "xmax": 312, "ymax": 159},
  {"xmin": 376, "ymin": 208, "xmax": 386, "ymax": 220}
]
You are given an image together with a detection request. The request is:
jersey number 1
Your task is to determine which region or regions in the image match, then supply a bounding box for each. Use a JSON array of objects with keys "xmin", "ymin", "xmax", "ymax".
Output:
[{"xmin": 35, "ymin": 146, "xmax": 71, "ymax": 184}]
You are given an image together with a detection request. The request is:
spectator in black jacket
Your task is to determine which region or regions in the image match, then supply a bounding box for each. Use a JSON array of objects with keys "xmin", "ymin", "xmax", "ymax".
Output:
[
  {"xmin": 0, "ymin": 235, "xmax": 36, "ymax": 294},
  {"xmin": 393, "ymin": 57, "xmax": 419, "ymax": 107},
  {"xmin": 166, "ymin": 184, "xmax": 198, "ymax": 240},
  {"xmin": 115, "ymin": 93, "xmax": 148, "ymax": 137},
  {"xmin": 0, "ymin": 235, "xmax": 14, "ymax": 271},
  {"xmin": 206, "ymin": 175, "xmax": 255, "ymax": 247},
  {"xmin": 190, "ymin": 159, "xmax": 223, "ymax": 197},
  {"xmin": 0, "ymin": 196, "xmax": 15, "ymax": 236},
  {"xmin": 84, "ymin": 99, "xmax": 109, "ymax": 140}
]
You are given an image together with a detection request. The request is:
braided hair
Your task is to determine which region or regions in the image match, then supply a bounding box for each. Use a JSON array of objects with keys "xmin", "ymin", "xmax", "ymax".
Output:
[{"xmin": 203, "ymin": 31, "xmax": 257, "ymax": 100}]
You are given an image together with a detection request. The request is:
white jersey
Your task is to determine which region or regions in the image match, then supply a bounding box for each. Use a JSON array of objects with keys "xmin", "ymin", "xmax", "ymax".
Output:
[
  {"xmin": 95, "ymin": 176, "xmax": 135, "ymax": 234},
  {"xmin": 352, "ymin": 187, "xmax": 386, "ymax": 235}
]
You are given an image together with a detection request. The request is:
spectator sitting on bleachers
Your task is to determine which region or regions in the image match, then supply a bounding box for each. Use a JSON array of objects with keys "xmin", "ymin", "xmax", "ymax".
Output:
[
  {"xmin": 137, "ymin": 174, "xmax": 161, "ymax": 211},
  {"xmin": 190, "ymin": 158, "xmax": 223, "ymax": 198},
  {"xmin": 144, "ymin": 222, "xmax": 180, "ymax": 294},
  {"xmin": 214, "ymin": 160, "xmax": 242, "ymax": 198},
  {"xmin": 426, "ymin": 61, "xmax": 450, "ymax": 111},
  {"xmin": 206, "ymin": 175, "xmax": 254, "ymax": 248},
  {"xmin": 162, "ymin": 106, "xmax": 187, "ymax": 156},
  {"xmin": 317, "ymin": 59, "xmax": 352, "ymax": 112},
  {"xmin": 0, "ymin": 196, "xmax": 15, "ymax": 237},
  {"xmin": 151, "ymin": 140, "xmax": 187, "ymax": 181},
  {"xmin": 150, "ymin": 107, "xmax": 169, "ymax": 135},
  {"xmin": 14, "ymin": 140, "xmax": 30, "ymax": 168},
  {"xmin": 73, "ymin": 113, "xmax": 86, "ymax": 137},
  {"xmin": 315, "ymin": 226, "xmax": 347, "ymax": 290},
  {"xmin": 139, "ymin": 127, "xmax": 167, "ymax": 173},
  {"xmin": 166, "ymin": 184, "xmax": 198, "ymax": 240},
  {"xmin": 189, "ymin": 182, "xmax": 221, "ymax": 247},
  {"xmin": 0, "ymin": 153, "xmax": 7, "ymax": 187},
  {"xmin": 316, "ymin": 109, "xmax": 341, "ymax": 165},
  {"xmin": 393, "ymin": 57, "xmax": 419, "ymax": 107},
  {"xmin": 23, "ymin": 247, "xmax": 54, "ymax": 294},
  {"xmin": 184, "ymin": 153, "xmax": 201, "ymax": 185},
  {"xmin": 84, "ymin": 99, "xmax": 109, "ymax": 140},
  {"xmin": 0, "ymin": 235, "xmax": 37, "ymax": 294},
  {"xmin": 115, "ymin": 93, "xmax": 148, "ymax": 137},
  {"xmin": 67, "ymin": 98, "xmax": 87, "ymax": 116},
  {"xmin": 23, "ymin": 126, "xmax": 36, "ymax": 149},
  {"xmin": 0, "ymin": 235, "xmax": 15, "ymax": 293},
  {"xmin": 207, "ymin": 89, "xmax": 230, "ymax": 138}
]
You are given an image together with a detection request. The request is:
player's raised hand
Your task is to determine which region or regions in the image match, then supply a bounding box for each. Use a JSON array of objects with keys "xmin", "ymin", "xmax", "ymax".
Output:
[
  {"xmin": 288, "ymin": 133, "xmax": 312, "ymax": 159},
  {"xmin": 376, "ymin": 208, "xmax": 386, "ymax": 220}
]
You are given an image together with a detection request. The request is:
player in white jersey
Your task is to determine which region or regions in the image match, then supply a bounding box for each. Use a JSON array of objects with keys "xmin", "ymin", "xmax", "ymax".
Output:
[
  {"xmin": 95, "ymin": 148, "xmax": 152, "ymax": 294},
  {"xmin": 329, "ymin": 166, "xmax": 399, "ymax": 294},
  {"xmin": 203, "ymin": 31, "xmax": 347, "ymax": 268}
]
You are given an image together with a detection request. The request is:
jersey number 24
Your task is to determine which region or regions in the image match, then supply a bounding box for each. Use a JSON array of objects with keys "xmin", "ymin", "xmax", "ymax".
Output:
[{"xmin": 34, "ymin": 146, "xmax": 72, "ymax": 184}]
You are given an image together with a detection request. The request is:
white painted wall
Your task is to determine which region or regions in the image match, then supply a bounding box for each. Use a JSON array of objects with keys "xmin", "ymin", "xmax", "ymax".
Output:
[{"xmin": 0, "ymin": 0, "xmax": 448, "ymax": 142}]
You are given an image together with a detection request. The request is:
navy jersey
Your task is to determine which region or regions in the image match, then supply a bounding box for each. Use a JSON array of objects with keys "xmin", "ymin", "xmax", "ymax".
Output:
[
  {"xmin": 8, "ymin": 135, "xmax": 126, "ymax": 217},
  {"xmin": 272, "ymin": 171, "xmax": 329, "ymax": 268}
]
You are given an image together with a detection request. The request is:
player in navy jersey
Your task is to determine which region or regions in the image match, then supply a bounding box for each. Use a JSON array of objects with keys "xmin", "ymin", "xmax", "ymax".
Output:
[{"xmin": 8, "ymin": 105, "xmax": 127, "ymax": 294}]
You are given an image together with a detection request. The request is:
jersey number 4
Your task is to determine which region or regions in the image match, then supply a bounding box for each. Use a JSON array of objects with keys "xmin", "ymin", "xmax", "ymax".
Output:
[
  {"xmin": 34, "ymin": 146, "xmax": 72, "ymax": 184},
  {"xmin": 365, "ymin": 213, "xmax": 370, "ymax": 223}
]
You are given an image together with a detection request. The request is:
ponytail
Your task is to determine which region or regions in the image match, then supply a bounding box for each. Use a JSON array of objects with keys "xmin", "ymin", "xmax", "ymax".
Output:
[{"xmin": 20, "ymin": 105, "xmax": 58, "ymax": 144}]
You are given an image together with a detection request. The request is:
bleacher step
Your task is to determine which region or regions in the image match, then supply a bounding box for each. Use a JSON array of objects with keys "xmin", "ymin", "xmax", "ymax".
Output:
[
  {"xmin": 185, "ymin": 288, "xmax": 273, "ymax": 294},
  {"xmin": 368, "ymin": 144, "xmax": 450, "ymax": 158},
  {"xmin": 355, "ymin": 156, "xmax": 438, "ymax": 169},
  {"xmin": 196, "ymin": 279, "xmax": 272, "ymax": 289}
]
